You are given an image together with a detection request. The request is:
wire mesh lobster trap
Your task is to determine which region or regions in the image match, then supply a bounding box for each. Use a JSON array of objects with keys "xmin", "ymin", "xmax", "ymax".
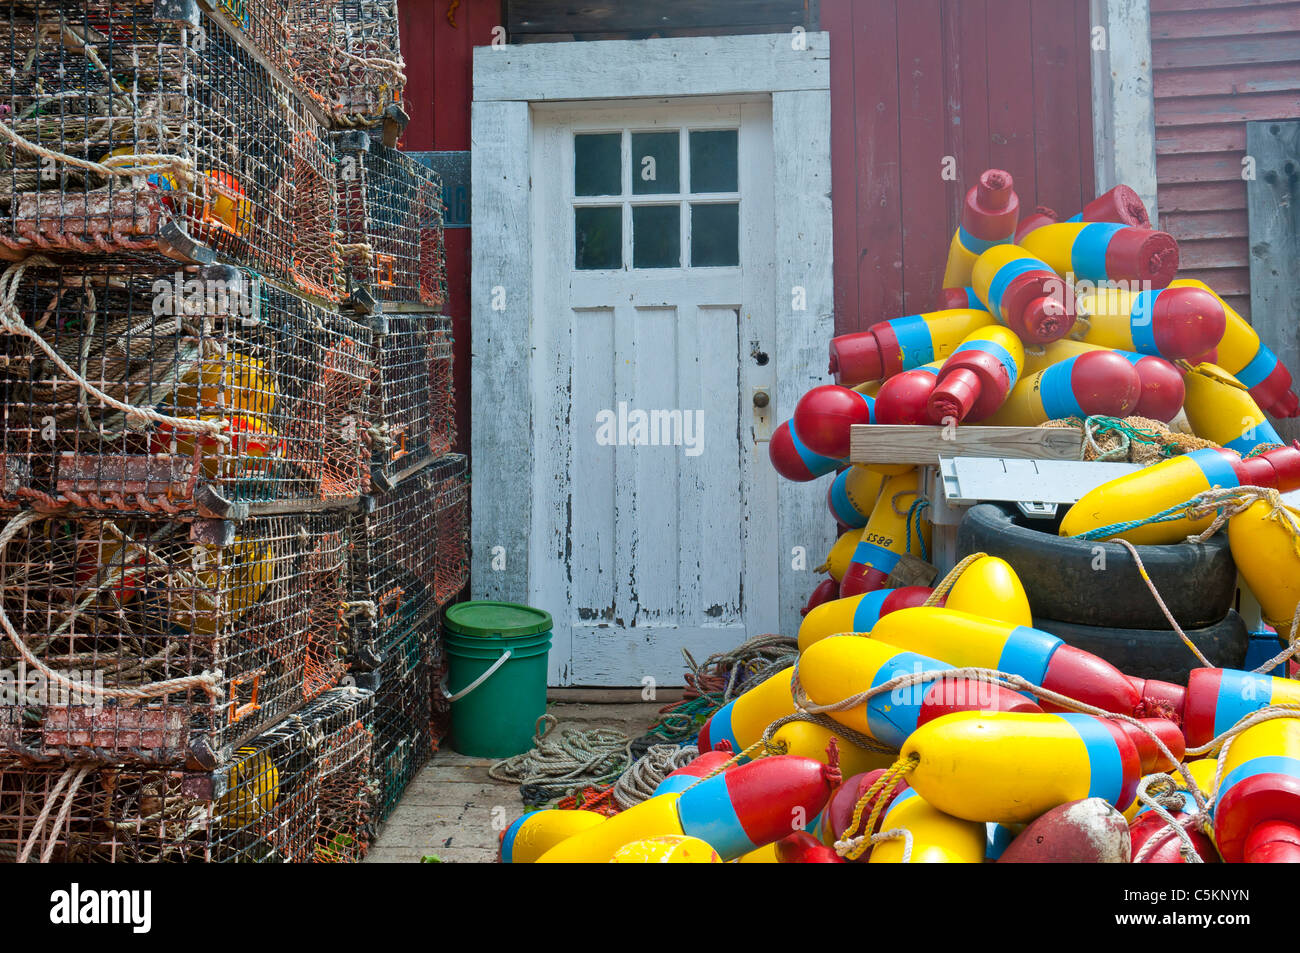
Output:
[
  {"xmin": 0, "ymin": 257, "xmax": 371, "ymax": 515},
  {"xmin": 0, "ymin": 686, "xmax": 373, "ymax": 863},
  {"xmin": 333, "ymin": 131, "xmax": 445, "ymax": 307},
  {"xmin": 288, "ymin": 0, "xmax": 406, "ymax": 128},
  {"xmin": 0, "ymin": 0, "xmax": 341, "ymax": 300},
  {"xmin": 345, "ymin": 466, "xmax": 438, "ymax": 664},
  {"xmin": 360, "ymin": 621, "xmax": 431, "ymax": 821},
  {"xmin": 0, "ymin": 509, "xmax": 350, "ymax": 767},
  {"xmin": 364, "ymin": 310, "xmax": 432, "ymax": 486},
  {"xmin": 427, "ymin": 314, "xmax": 454, "ymax": 459},
  {"xmin": 429, "ymin": 453, "xmax": 468, "ymax": 607}
]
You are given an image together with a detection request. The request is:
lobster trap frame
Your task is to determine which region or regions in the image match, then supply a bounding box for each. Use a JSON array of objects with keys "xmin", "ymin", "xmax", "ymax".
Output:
[
  {"xmin": 0, "ymin": 257, "xmax": 371, "ymax": 516},
  {"xmin": 427, "ymin": 314, "xmax": 454, "ymax": 459},
  {"xmin": 365, "ymin": 311, "xmax": 433, "ymax": 486},
  {"xmin": 333, "ymin": 131, "xmax": 445, "ymax": 308},
  {"xmin": 0, "ymin": 687, "xmax": 373, "ymax": 863},
  {"xmin": 345, "ymin": 466, "xmax": 439, "ymax": 665},
  {"xmin": 429, "ymin": 453, "xmax": 468, "ymax": 607},
  {"xmin": 0, "ymin": 0, "xmax": 341, "ymax": 300},
  {"xmin": 0, "ymin": 509, "xmax": 351, "ymax": 767},
  {"xmin": 288, "ymin": 0, "xmax": 407, "ymax": 128},
  {"xmin": 358, "ymin": 621, "xmax": 432, "ymax": 822}
]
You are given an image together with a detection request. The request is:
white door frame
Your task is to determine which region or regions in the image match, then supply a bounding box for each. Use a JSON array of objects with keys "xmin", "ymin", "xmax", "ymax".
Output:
[{"xmin": 470, "ymin": 33, "xmax": 834, "ymax": 646}]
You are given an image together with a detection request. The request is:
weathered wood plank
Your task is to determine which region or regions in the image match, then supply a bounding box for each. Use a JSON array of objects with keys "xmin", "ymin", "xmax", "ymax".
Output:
[
  {"xmin": 824, "ymin": 0, "xmax": 860, "ymax": 332},
  {"xmin": 470, "ymin": 100, "xmax": 533, "ymax": 605},
  {"xmin": 1246, "ymin": 120, "xmax": 1300, "ymax": 443},
  {"xmin": 1091, "ymin": 0, "xmax": 1160, "ymax": 222},
  {"xmin": 1159, "ymin": 180, "xmax": 1248, "ymax": 212},
  {"xmin": 1155, "ymin": 62, "xmax": 1300, "ymax": 100},
  {"xmin": 1161, "ymin": 209, "xmax": 1250, "ymax": 240},
  {"xmin": 1152, "ymin": 34, "xmax": 1300, "ymax": 70},
  {"xmin": 506, "ymin": 0, "xmax": 807, "ymax": 35},
  {"xmin": 774, "ymin": 87, "xmax": 836, "ymax": 637},
  {"xmin": 1154, "ymin": 91, "xmax": 1300, "ymax": 127},
  {"xmin": 1157, "ymin": 152, "xmax": 1254, "ymax": 184},
  {"xmin": 850, "ymin": 425, "xmax": 1084, "ymax": 465},
  {"xmin": 1151, "ymin": 4, "xmax": 1300, "ymax": 39},
  {"xmin": 473, "ymin": 32, "xmax": 830, "ymax": 102},
  {"xmin": 1176, "ymin": 237, "xmax": 1250, "ymax": 269},
  {"xmin": 1031, "ymin": 0, "xmax": 1086, "ymax": 215},
  {"xmin": 1156, "ymin": 123, "xmax": 1245, "ymax": 155},
  {"xmin": 986, "ymin": 0, "xmax": 1037, "ymax": 204}
]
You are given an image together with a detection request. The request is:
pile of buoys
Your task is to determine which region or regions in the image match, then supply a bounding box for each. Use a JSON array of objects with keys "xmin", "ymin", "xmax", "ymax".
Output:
[
  {"xmin": 501, "ymin": 557, "xmax": 1300, "ymax": 863},
  {"xmin": 772, "ymin": 168, "xmax": 1298, "ymax": 617}
]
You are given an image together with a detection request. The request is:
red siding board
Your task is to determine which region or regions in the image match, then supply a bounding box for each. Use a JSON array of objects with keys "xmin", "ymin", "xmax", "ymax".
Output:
[
  {"xmin": 1031, "ymin": 0, "xmax": 1086, "ymax": 217},
  {"xmin": 896, "ymin": 0, "xmax": 951, "ymax": 316},
  {"xmin": 824, "ymin": 0, "xmax": 860, "ymax": 330},
  {"xmin": 851, "ymin": 0, "xmax": 906, "ymax": 327},
  {"xmin": 1153, "ymin": 4, "xmax": 1300, "ymax": 322}
]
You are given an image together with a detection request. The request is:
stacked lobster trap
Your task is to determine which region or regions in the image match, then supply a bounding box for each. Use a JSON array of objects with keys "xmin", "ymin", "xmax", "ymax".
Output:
[{"xmin": 0, "ymin": 0, "xmax": 448, "ymax": 862}]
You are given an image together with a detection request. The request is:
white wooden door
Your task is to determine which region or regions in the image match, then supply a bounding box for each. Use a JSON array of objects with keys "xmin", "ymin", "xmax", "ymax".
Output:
[{"xmin": 531, "ymin": 100, "xmax": 778, "ymax": 686}]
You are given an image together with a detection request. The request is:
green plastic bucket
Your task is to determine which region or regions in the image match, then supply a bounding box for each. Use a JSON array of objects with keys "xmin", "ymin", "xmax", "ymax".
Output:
[{"xmin": 442, "ymin": 601, "xmax": 553, "ymax": 758}]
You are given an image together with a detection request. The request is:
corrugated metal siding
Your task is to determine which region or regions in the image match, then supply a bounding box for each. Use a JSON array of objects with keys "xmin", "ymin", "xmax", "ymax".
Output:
[
  {"xmin": 822, "ymin": 0, "xmax": 1095, "ymax": 333},
  {"xmin": 1152, "ymin": 0, "xmax": 1300, "ymax": 320}
]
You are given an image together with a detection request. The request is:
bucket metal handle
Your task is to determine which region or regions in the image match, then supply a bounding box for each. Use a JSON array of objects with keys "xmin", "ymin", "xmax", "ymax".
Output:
[{"xmin": 442, "ymin": 648, "xmax": 513, "ymax": 703}]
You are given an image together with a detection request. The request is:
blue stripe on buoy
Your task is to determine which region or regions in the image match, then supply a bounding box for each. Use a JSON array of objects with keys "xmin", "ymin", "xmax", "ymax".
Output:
[
  {"xmin": 1065, "ymin": 212, "xmax": 1083, "ymax": 223},
  {"xmin": 996, "ymin": 626, "xmax": 1062, "ymax": 687},
  {"xmin": 829, "ymin": 470, "xmax": 866, "ymax": 527},
  {"xmin": 891, "ymin": 314, "xmax": 936, "ymax": 368},
  {"xmin": 959, "ymin": 287, "xmax": 988, "ymax": 311},
  {"xmin": 653, "ymin": 774, "xmax": 702, "ymax": 797},
  {"xmin": 855, "ymin": 389, "xmax": 876, "ymax": 424},
  {"xmin": 1225, "ymin": 419, "xmax": 1283, "ymax": 455},
  {"xmin": 985, "ymin": 822, "xmax": 1017, "ymax": 860},
  {"xmin": 703, "ymin": 699, "xmax": 743, "ymax": 762},
  {"xmin": 987, "ymin": 257, "xmax": 1047, "ymax": 322},
  {"xmin": 865, "ymin": 652, "xmax": 949, "ymax": 747},
  {"xmin": 851, "ymin": 589, "xmax": 893, "ymax": 632},
  {"xmin": 500, "ymin": 810, "xmax": 541, "ymax": 863},
  {"xmin": 1128, "ymin": 289, "xmax": 1160, "ymax": 355},
  {"xmin": 1038, "ymin": 356, "xmax": 1085, "ymax": 420},
  {"xmin": 1059, "ymin": 713, "xmax": 1124, "ymax": 804},
  {"xmin": 1188, "ymin": 447, "xmax": 1241, "ymax": 490},
  {"xmin": 959, "ymin": 226, "xmax": 1013, "ymax": 256},
  {"xmin": 1115, "ymin": 350, "xmax": 1146, "ymax": 366},
  {"xmin": 1070, "ymin": 222, "xmax": 1126, "ymax": 280},
  {"xmin": 953, "ymin": 338, "xmax": 1021, "ymax": 389},
  {"xmin": 1234, "ymin": 346, "xmax": 1280, "ymax": 390},
  {"xmin": 1218, "ymin": 756, "xmax": 1300, "ymax": 807},
  {"xmin": 677, "ymin": 774, "xmax": 753, "ymax": 860},
  {"xmin": 1211, "ymin": 669, "xmax": 1274, "ymax": 740},
  {"xmin": 789, "ymin": 423, "xmax": 846, "ymax": 475},
  {"xmin": 850, "ymin": 541, "xmax": 902, "ymax": 578}
]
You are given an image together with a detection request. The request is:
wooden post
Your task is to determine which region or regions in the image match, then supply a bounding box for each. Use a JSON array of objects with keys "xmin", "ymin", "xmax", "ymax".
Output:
[
  {"xmin": 1089, "ymin": 0, "xmax": 1159, "ymax": 223},
  {"xmin": 1246, "ymin": 121, "xmax": 1300, "ymax": 445}
]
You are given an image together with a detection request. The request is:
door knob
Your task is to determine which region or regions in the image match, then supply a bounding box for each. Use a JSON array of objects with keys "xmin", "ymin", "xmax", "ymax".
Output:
[{"xmin": 752, "ymin": 390, "xmax": 770, "ymax": 408}]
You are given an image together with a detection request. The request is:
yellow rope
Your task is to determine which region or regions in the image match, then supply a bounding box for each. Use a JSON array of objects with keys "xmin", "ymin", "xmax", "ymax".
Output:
[
  {"xmin": 922, "ymin": 551, "xmax": 986, "ymax": 606},
  {"xmin": 840, "ymin": 753, "xmax": 919, "ymax": 861}
]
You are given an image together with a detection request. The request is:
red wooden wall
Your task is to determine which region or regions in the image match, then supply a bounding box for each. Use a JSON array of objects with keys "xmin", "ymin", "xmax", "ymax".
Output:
[
  {"xmin": 821, "ymin": 0, "xmax": 1095, "ymax": 334},
  {"xmin": 397, "ymin": 0, "xmax": 499, "ymax": 455},
  {"xmin": 398, "ymin": 0, "xmax": 1097, "ymax": 404},
  {"xmin": 1152, "ymin": 0, "xmax": 1300, "ymax": 322}
]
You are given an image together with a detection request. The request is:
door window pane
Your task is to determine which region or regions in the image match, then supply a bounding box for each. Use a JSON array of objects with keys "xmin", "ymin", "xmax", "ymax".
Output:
[
  {"xmin": 575, "ymin": 206, "xmax": 622, "ymax": 269},
  {"xmin": 574, "ymin": 133, "xmax": 621, "ymax": 196},
  {"xmin": 632, "ymin": 205, "xmax": 680, "ymax": 268},
  {"xmin": 631, "ymin": 132, "xmax": 679, "ymax": 195},
  {"xmin": 690, "ymin": 203, "xmax": 739, "ymax": 267},
  {"xmin": 690, "ymin": 130, "xmax": 738, "ymax": 193}
]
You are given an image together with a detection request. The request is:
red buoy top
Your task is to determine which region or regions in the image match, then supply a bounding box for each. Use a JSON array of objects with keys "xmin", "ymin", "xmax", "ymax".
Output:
[
  {"xmin": 963, "ymin": 169, "xmax": 1020, "ymax": 242},
  {"xmin": 1105, "ymin": 228, "xmax": 1180, "ymax": 289},
  {"xmin": 1150, "ymin": 287, "xmax": 1226, "ymax": 360},
  {"xmin": 1082, "ymin": 185, "xmax": 1151, "ymax": 228},
  {"xmin": 1235, "ymin": 441, "xmax": 1300, "ymax": 491}
]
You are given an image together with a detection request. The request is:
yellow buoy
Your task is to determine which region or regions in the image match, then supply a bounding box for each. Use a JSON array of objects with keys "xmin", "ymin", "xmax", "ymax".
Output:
[
  {"xmin": 943, "ymin": 556, "xmax": 1033, "ymax": 627},
  {"xmin": 536, "ymin": 793, "xmax": 685, "ymax": 863},
  {"xmin": 868, "ymin": 787, "xmax": 986, "ymax": 863},
  {"xmin": 610, "ymin": 835, "xmax": 721, "ymax": 863},
  {"xmin": 819, "ymin": 527, "xmax": 862, "ymax": 584},
  {"xmin": 1228, "ymin": 498, "xmax": 1300, "ymax": 631},
  {"xmin": 216, "ymin": 746, "xmax": 279, "ymax": 826},
  {"xmin": 499, "ymin": 809, "xmax": 608, "ymax": 863},
  {"xmin": 1182, "ymin": 363, "xmax": 1284, "ymax": 455}
]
